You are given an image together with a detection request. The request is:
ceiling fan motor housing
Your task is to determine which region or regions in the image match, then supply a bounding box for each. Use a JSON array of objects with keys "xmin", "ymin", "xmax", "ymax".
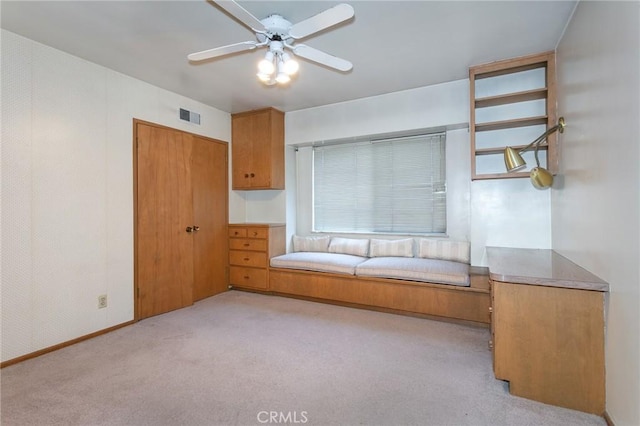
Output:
[{"xmin": 256, "ymin": 15, "xmax": 293, "ymax": 43}]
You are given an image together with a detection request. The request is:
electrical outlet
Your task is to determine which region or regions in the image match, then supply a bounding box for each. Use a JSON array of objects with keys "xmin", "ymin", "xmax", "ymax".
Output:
[{"xmin": 98, "ymin": 294, "xmax": 107, "ymax": 309}]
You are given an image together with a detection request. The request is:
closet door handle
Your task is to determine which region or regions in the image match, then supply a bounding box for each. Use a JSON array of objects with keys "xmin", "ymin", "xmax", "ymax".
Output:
[
  {"xmin": 193, "ymin": 226, "xmax": 200, "ymax": 232},
  {"xmin": 186, "ymin": 226, "xmax": 194, "ymax": 233}
]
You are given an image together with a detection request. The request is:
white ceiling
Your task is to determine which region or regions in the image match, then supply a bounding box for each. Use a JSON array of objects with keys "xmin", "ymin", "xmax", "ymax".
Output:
[{"xmin": 1, "ymin": 1, "xmax": 577, "ymax": 114}]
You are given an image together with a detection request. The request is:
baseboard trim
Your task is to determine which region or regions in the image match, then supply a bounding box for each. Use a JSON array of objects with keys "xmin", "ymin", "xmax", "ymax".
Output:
[
  {"xmin": 603, "ymin": 410, "xmax": 615, "ymax": 426},
  {"xmin": 0, "ymin": 320, "xmax": 136, "ymax": 368}
]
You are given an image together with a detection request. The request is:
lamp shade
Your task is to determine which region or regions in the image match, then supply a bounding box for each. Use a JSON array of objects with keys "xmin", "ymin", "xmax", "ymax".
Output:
[
  {"xmin": 281, "ymin": 52, "xmax": 299, "ymax": 75},
  {"xmin": 256, "ymin": 72, "xmax": 271, "ymax": 82},
  {"xmin": 275, "ymin": 72, "xmax": 290, "ymax": 84},
  {"xmin": 504, "ymin": 146, "xmax": 526, "ymax": 172},
  {"xmin": 258, "ymin": 51, "xmax": 275, "ymax": 75},
  {"xmin": 530, "ymin": 167, "xmax": 554, "ymax": 189}
]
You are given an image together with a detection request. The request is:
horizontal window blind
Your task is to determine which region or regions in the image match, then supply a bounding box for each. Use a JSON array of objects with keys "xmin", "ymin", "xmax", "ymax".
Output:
[{"xmin": 313, "ymin": 133, "xmax": 446, "ymax": 234}]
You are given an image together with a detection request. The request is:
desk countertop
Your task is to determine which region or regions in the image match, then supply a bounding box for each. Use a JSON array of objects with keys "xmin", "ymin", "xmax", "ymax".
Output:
[{"xmin": 486, "ymin": 247, "xmax": 609, "ymax": 292}]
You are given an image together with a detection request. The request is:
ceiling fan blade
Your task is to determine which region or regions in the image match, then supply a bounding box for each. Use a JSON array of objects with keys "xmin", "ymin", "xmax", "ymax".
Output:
[
  {"xmin": 289, "ymin": 3, "xmax": 354, "ymax": 40},
  {"xmin": 213, "ymin": 0, "xmax": 266, "ymax": 32},
  {"xmin": 188, "ymin": 41, "xmax": 257, "ymax": 61},
  {"xmin": 293, "ymin": 45, "xmax": 353, "ymax": 72}
]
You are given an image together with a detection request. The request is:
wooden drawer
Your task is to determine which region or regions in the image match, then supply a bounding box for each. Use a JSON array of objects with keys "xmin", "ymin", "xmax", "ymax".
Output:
[
  {"xmin": 229, "ymin": 250, "xmax": 267, "ymax": 268},
  {"xmin": 230, "ymin": 266, "xmax": 267, "ymax": 289},
  {"xmin": 228, "ymin": 228, "xmax": 247, "ymax": 238},
  {"xmin": 229, "ymin": 238, "xmax": 267, "ymax": 252},
  {"xmin": 246, "ymin": 227, "xmax": 268, "ymax": 239}
]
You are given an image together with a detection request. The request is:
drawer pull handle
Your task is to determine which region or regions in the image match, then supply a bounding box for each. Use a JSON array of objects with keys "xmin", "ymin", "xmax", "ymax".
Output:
[
  {"xmin": 244, "ymin": 275, "xmax": 250, "ymax": 279},
  {"xmin": 250, "ymin": 173, "xmax": 255, "ymax": 178},
  {"xmin": 253, "ymin": 232, "xmax": 258, "ymax": 236},
  {"xmin": 243, "ymin": 243, "xmax": 250, "ymax": 247},
  {"xmin": 243, "ymin": 258, "xmax": 250, "ymax": 261}
]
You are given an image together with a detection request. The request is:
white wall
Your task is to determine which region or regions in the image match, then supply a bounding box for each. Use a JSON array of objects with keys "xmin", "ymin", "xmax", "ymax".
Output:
[
  {"xmin": 470, "ymin": 179, "xmax": 551, "ymax": 265},
  {"xmin": 285, "ymin": 80, "xmax": 552, "ymax": 265},
  {"xmin": 554, "ymin": 2, "xmax": 640, "ymax": 425},
  {"xmin": 1, "ymin": 30, "xmax": 233, "ymax": 362}
]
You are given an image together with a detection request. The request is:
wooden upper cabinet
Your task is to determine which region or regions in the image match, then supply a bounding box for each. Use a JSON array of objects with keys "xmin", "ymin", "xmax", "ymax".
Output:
[{"xmin": 231, "ymin": 107, "xmax": 285, "ymax": 190}]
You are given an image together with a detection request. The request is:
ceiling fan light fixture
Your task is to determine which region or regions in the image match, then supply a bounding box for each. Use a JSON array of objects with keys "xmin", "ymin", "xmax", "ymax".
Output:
[
  {"xmin": 256, "ymin": 72, "xmax": 271, "ymax": 82},
  {"xmin": 281, "ymin": 52, "xmax": 299, "ymax": 76},
  {"xmin": 274, "ymin": 57, "xmax": 291, "ymax": 84},
  {"xmin": 258, "ymin": 51, "xmax": 275, "ymax": 75},
  {"xmin": 275, "ymin": 71, "xmax": 291, "ymax": 84},
  {"xmin": 189, "ymin": 1, "xmax": 355, "ymax": 87}
]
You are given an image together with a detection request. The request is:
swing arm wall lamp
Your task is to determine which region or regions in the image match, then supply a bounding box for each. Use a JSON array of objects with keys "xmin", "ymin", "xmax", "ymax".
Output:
[{"xmin": 503, "ymin": 117, "xmax": 565, "ymax": 189}]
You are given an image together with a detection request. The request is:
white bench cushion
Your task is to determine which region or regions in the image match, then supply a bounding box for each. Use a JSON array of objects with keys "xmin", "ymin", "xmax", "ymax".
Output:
[
  {"xmin": 328, "ymin": 237, "xmax": 370, "ymax": 257},
  {"xmin": 270, "ymin": 252, "xmax": 367, "ymax": 275},
  {"xmin": 355, "ymin": 257, "xmax": 470, "ymax": 286},
  {"xmin": 369, "ymin": 238, "xmax": 414, "ymax": 257},
  {"xmin": 292, "ymin": 235, "xmax": 331, "ymax": 252},
  {"xmin": 417, "ymin": 239, "xmax": 470, "ymax": 264}
]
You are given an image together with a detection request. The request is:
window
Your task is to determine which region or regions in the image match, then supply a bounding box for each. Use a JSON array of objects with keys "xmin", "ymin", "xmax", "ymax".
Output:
[{"xmin": 313, "ymin": 133, "xmax": 446, "ymax": 234}]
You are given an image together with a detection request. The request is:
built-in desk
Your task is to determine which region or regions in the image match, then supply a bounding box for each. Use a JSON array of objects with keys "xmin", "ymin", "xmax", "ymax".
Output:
[{"xmin": 486, "ymin": 247, "xmax": 608, "ymax": 415}]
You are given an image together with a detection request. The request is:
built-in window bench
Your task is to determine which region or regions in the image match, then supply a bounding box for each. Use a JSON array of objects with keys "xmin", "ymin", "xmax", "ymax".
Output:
[
  {"xmin": 486, "ymin": 247, "xmax": 609, "ymax": 415},
  {"xmin": 264, "ymin": 236, "xmax": 492, "ymax": 326}
]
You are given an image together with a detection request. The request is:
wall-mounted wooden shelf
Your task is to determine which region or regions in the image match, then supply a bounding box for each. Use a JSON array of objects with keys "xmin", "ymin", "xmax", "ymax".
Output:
[
  {"xmin": 475, "ymin": 143, "xmax": 548, "ymax": 156},
  {"xmin": 470, "ymin": 52, "xmax": 557, "ymax": 181},
  {"xmin": 475, "ymin": 88, "xmax": 548, "ymax": 108},
  {"xmin": 475, "ymin": 116, "xmax": 549, "ymax": 133},
  {"xmin": 473, "ymin": 171, "xmax": 532, "ymax": 180}
]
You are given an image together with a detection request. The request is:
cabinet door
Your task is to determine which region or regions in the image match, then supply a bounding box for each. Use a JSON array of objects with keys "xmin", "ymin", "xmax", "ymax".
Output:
[
  {"xmin": 493, "ymin": 281, "xmax": 605, "ymax": 414},
  {"xmin": 247, "ymin": 110, "xmax": 273, "ymax": 188},
  {"xmin": 231, "ymin": 114, "xmax": 254, "ymax": 189},
  {"xmin": 231, "ymin": 108, "xmax": 284, "ymax": 190}
]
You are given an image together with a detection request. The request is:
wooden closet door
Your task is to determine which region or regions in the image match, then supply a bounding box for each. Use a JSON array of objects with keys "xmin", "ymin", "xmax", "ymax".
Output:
[
  {"xmin": 136, "ymin": 123, "xmax": 194, "ymax": 319},
  {"xmin": 191, "ymin": 135, "xmax": 228, "ymax": 300}
]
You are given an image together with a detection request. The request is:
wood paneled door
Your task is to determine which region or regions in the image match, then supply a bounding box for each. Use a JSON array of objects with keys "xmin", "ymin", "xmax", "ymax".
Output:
[
  {"xmin": 134, "ymin": 120, "xmax": 228, "ymax": 320},
  {"xmin": 191, "ymin": 136, "xmax": 228, "ymax": 301}
]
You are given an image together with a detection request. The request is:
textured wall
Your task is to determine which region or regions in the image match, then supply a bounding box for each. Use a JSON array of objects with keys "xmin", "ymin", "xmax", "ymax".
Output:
[
  {"xmin": 1, "ymin": 30, "xmax": 231, "ymax": 362},
  {"xmin": 553, "ymin": 2, "xmax": 640, "ymax": 424}
]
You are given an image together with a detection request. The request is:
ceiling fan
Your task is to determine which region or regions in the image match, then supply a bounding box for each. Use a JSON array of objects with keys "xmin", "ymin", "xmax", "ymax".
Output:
[{"xmin": 188, "ymin": 1, "xmax": 355, "ymax": 85}]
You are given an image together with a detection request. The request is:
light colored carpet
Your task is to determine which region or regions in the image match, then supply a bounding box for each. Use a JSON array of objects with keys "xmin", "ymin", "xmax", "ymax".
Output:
[{"xmin": 1, "ymin": 290, "xmax": 606, "ymax": 426}]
